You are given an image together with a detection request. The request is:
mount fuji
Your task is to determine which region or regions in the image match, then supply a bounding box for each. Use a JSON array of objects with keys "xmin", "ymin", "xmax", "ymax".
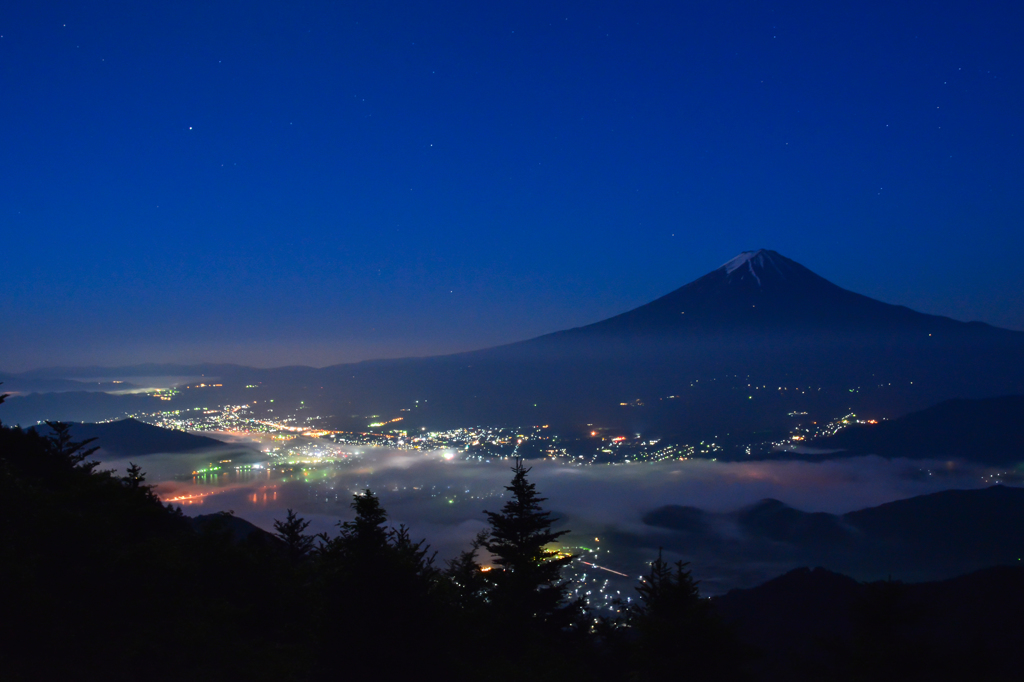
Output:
[
  {"xmin": 266, "ymin": 249, "xmax": 1024, "ymax": 442},
  {"xmin": 541, "ymin": 249, "xmax": 1008, "ymax": 336}
]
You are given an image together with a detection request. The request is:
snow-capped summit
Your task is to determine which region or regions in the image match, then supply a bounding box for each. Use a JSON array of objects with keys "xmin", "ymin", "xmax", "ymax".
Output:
[
  {"xmin": 722, "ymin": 249, "xmax": 767, "ymax": 274},
  {"xmin": 719, "ymin": 249, "xmax": 792, "ymax": 286}
]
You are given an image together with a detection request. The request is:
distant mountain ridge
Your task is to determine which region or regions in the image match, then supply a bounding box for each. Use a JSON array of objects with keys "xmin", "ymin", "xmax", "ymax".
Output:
[
  {"xmin": 5, "ymin": 363, "xmax": 245, "ymax": 380},
  {"xmin": 0, "ymin": 373, "xmax": 142, "ymax": 394}
]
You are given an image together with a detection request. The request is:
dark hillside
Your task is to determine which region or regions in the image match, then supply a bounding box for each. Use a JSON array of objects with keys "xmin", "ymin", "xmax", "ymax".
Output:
[
  {"xmin": 713, "ymin": 565, "xmax": 1024, "ymax": 681},
  {"xmin": 815, "ymin": 395, "xmax": 1024, "ymax": 465},
  {"xmin": 34, "ymin": 418, "xmax": 236, "ymax": 456},
  {"xmin": 841, "ymin": 485, "xmax": 1024, "ymax": 574}
]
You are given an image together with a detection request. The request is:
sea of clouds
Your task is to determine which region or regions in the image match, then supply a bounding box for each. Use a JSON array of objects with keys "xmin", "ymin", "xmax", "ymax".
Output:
[{"xmin": 100, "ymin": 444, "xmax": 992, "ymax": 593}]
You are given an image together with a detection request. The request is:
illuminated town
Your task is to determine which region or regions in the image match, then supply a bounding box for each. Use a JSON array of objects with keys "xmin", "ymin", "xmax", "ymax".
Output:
[{"xmin": 127, "ymin": 381, "xmax": 875, "ymax": 468}]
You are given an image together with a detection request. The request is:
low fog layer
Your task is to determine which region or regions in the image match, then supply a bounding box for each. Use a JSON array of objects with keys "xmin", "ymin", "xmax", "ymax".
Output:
[{"xmin": 102, "ymin": 446, "xmax": 996, "ymax": 593}]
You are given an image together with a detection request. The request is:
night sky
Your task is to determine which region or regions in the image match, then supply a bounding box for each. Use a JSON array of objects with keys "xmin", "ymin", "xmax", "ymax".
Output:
[{"xmin": 3, "ymin": 1, "xmax": 1023, "ymax": 371}]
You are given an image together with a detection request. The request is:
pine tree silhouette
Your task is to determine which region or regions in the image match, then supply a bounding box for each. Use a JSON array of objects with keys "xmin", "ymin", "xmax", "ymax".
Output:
[
  {"xmin": 311, "ymin": 489, "xmax": 440, "ymax": 677},
  {"xmin": 274, "ymin": 508, "xmax": 314, "ymax": 561},
  {"xmin": 339, "ymin": 489, "xmax": 389, "ymax": 553},
  {"xmin": 628, "ymin": 548, "xmax": 701, "ymax": 623},
  {"xmin": 626, "ymin": 548, "xmax": 743, "ymax": 681},
  {"xmin": 483, "ymin": 458, "xmax": 580, "ymax": 632},
  {"xmin": 123, "ymin": 462, "xmax": 147, "ymax": 489},
  {"xmin": 44, "ymin": 421, "xmax": 100, "ymax": 472},
  {"xmin": 443, "ymin": 530, "xmax": 490, "ymax": 611}
]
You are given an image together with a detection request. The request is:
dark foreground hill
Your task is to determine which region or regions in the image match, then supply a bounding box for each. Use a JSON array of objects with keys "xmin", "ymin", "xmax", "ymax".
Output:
[
  {"xmin": 33, "ymin": 418, "xmax": 236, "ymax": 457},
  {"xmin": 3, "ymin": 389, "xmax": 1020, "ymax": 681},
  {"xmin": 2, "ymin": 396, "xmax": 749, "ymax": 682},
  {"xmin": 813, "ymin": 395, "xmax": 1024, "ymax": 465},
  {"xmin": 713, "ymin": 565, "xmax": 1024, "ymax": 681},
  {"xmin": 191, "ymin": 512, "xmax": 284, "ymax": 548},
  {"xmin": 643, "ymin": 485, "xmax": 1024, "ymax": 583}
]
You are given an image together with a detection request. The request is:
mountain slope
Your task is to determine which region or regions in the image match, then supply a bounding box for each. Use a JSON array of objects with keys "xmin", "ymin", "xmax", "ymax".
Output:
[
  {"xmin": 35, "ymin": 419, "xmax": 236, "ymax": 457},
  {"xmin": 713, "ymin": 565, "xmax": 1024, "ymax": 681},
  {"xmin": 815, "ymin": 395, "xmax": 1024, "ymax": 465},
  {"xmin": 550, "ymin": 249, "xmax": 991, "ymax": 336},
  {"xmin": 293, "ymin": 250, "xmax": 1024, "ymax": 437}
]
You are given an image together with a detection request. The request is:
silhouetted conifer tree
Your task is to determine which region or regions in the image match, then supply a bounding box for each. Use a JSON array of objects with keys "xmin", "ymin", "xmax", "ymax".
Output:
[
  {"xmin": 123, "ymin": 462, "xmax": 146, "ymax": 489},
  {"xmin": 628, "ymin": 548, "xmax": 701, "ymax": 622},
  {"xmin": 311, "ymin": 489, "xmax": 441, "ymax": 677},
  {"xmin": 483, "ymin": 458, "xmax": 580, "ymax": 632},
  {"xmin": 338, "ymin": 488, "xmax": 389, "ymax": 553},
  {"xmin": 43, "ymin": 420, "xmax": 99, "ymax": 471},
  {"xmin": 443, "ymin": 529, "xmax": 491, "ymax": 611},
  {"xmin": 274, "ymin": 508, "xmax": 314, "ymax": 561},
  {"xmin": 626, "ymin": 548, "xmax": 745, "ymax": 681}
]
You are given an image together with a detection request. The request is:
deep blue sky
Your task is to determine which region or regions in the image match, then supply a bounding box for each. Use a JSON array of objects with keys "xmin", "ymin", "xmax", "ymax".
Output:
[{"xmin": 3, "ymin": 1, "xmax": 1023, "ymax": 370}]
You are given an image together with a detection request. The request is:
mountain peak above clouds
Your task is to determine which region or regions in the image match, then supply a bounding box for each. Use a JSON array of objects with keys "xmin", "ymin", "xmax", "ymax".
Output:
[
  {"xmin": 716, "ymin": 249, "xmax": 809, "ymax": 289},
  {"xmin": 576, "ymin": 248, "xmax": 857, "ymax": 334},
  {"xmin": 563, "ymin": 248, "xmax": 1006, "ymax": 337},
  {"xmin": 721, "ymin": 249, "xmax": 782, "ymax": 277}
]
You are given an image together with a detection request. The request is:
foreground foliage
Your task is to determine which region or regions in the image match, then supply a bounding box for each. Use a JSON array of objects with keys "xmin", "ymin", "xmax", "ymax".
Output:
[
  {"xmin": 0, "ymin": 389, "xmax": 742, "ymax": 681},
  {"xmin": 9, "ymin": 394, "xmax": 1015, "ymax": 680}
]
